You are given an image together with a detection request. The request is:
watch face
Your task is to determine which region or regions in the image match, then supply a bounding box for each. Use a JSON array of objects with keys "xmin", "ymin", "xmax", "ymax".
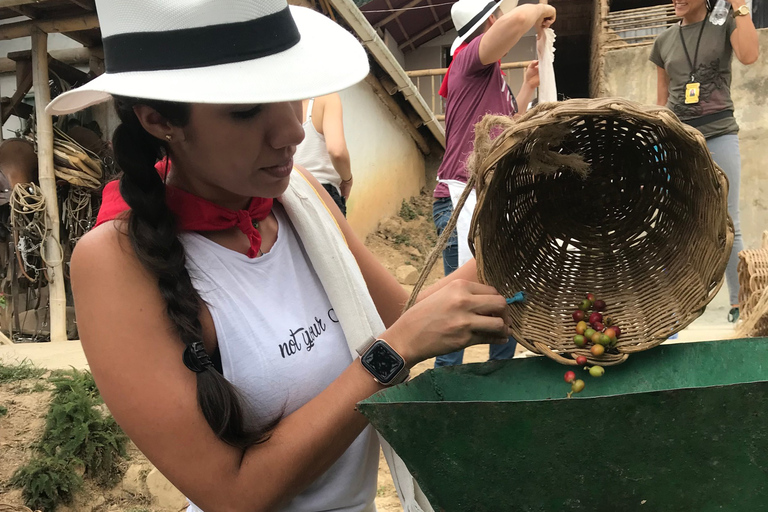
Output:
[{"xmin": 361, "ymin": 340, "xmax": 405, "ymax": 384}]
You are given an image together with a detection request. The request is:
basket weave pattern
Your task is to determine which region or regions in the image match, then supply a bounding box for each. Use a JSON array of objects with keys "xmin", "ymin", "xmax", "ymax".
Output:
[
  {"xmin": 737, "ymin": 232, "xmax": 768, "ymax": 337},
  {"xmin": 469, "ymin": 99, "xmax": 734, "ymax": 366}
]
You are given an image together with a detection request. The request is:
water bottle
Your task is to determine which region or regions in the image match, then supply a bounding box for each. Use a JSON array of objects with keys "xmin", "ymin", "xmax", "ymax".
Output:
[{"xmin": 709, "ymin": 0, "xmax": 729, "ymax": 25}]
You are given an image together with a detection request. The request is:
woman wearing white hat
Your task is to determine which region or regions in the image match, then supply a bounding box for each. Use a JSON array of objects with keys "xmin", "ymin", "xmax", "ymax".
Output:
[{"xmin": 50, "ymin": 1, "xmax": 513, "ymax": 511}]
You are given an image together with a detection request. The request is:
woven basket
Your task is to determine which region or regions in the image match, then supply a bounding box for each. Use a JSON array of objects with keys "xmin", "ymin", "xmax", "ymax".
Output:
[
  {"xmin": 409, "ymin": 98, "xmax": 733, "ymax": 366},
  {"xmin": 737, "ymin": 232, "xmax": 768, "ymax": 337}
]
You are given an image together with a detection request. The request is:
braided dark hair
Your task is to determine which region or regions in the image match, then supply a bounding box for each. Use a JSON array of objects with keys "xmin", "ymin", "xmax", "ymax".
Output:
[{"xmin": 111, "ymin": 96, "xmax": 268, "ymax": 449}]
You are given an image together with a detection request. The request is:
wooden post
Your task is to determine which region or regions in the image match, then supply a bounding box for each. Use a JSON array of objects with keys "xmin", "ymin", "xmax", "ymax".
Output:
[{"xmin": 30, "ymin": 27, "xmax": 67, "ymax": 343}]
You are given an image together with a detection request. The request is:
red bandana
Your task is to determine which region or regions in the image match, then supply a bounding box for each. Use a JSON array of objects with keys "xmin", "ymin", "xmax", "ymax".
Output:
[
  {"xmin": 438, "ymin": 41, "xmax": 505, "ymax": 98},
  {"xmin": 95, "ymin": 159, "xmax": 274, "ymax": 258}
]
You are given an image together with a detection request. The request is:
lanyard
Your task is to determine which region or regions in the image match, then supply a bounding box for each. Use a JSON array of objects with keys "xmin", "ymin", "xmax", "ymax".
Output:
[{"xmin": 679, "ymin": 20, "xmax": 706, "ymax": 82}]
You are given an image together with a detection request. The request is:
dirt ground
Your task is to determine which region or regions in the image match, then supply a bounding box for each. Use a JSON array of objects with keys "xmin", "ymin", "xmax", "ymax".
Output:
[{"xmin": 0, "ymin": 189, "xmax": 499, "ymax": 512}]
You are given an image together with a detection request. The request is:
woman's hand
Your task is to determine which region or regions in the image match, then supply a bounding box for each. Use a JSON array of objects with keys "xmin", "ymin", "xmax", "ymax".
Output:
[
  {"xmin": 339, "ymin": 176, "xmax": 353, "ymax": 199},
  {"xmin": 524, "ymin": 60, "xmax": 540, "ymax": 89},
  {"xmin": 384, "ymin": 280, "xmax": 511, "ymax": 367}
]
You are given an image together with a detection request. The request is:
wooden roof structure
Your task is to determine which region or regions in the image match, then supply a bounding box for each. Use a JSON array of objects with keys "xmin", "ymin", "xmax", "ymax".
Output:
[
  {"xmin": 356, "ymin": 0, "xmax": 455, "ymax": 52},
  {"xmin": 0, "ymin": 0, "xmax": 100, "ymax": 46}
]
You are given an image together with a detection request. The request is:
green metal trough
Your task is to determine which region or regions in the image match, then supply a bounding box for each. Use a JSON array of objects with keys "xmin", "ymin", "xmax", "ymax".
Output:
[{"xmin": 358, "ymin": 338, "xmax": 768, "ymax": 512}]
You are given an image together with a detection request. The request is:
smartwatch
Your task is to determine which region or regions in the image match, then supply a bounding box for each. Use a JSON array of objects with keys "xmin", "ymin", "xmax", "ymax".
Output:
[{"xmin": 358, "ymin": 337, "xmax": 410, "ymax": 386}]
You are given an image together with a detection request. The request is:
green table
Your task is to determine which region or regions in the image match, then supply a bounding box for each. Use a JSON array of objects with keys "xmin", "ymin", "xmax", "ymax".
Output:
[{"xmin": 358, "ymin": 338, "xmax": 768, "ymax": 512}]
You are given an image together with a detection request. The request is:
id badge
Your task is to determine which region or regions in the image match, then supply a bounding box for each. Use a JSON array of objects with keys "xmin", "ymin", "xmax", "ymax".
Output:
[{"xmin": 685, "ymin": 82, "xmax": 700, "ymax": 104}]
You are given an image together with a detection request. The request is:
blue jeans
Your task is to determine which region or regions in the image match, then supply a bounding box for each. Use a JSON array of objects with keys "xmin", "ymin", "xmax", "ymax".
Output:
[
  {"xmin": 706, "ymin": 133, "xmax": 743, "ymax": 306},
  {"xmin": 432, "ymin": 197, "xmax": 518, "ymax": 367}
]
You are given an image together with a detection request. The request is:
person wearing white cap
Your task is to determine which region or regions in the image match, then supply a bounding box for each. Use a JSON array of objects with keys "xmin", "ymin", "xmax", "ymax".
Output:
[
  {"xmin": 433, "ymin": 0, "xmax": 556, "ymax": 368},
  {"xmin": 53, "ymin": 1, "xmax": 515, "ymax": 511}
]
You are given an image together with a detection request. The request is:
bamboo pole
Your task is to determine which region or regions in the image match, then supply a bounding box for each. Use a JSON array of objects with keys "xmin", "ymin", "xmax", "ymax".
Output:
[
  {"xmin": 406, "ymin": 60, "xmax": 533, "ymax": 78},
  {"xmin": 30, "ymin": 27, "xmax": 67, "ymax": 343}
]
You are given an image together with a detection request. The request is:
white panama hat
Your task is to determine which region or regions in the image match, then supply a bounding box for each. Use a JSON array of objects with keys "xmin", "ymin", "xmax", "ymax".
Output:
[
  {"xmin": 449, "ymin": 0, "xmax": 505, "ymax": 56},
  {"xmin": 46, "ymin": 0, "xmax": 369, "ymax": 115}
]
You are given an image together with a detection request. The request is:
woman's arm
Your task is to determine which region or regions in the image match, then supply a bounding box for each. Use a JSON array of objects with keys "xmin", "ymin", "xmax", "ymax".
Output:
[
  {"xmin": 295, "ymin": 167, "xmax": 487, "ymax": 326},
  {"xmin": 72, "ymin": 221, "xmax": 509, "ymax": 512},
  {"xmin": 729, "ymin": 0, "xmax": 759, "ymax": 65},
  {"xmin": 515, "ymin": 61, "xmax": 539, "ymax": 116},
  {"xmin": 656, "ymin": 66, "xmax": 669, "ymax": 106},
  {"xmin": 317, "ymin": 94, "xmax": 353, "ymax": 198}
]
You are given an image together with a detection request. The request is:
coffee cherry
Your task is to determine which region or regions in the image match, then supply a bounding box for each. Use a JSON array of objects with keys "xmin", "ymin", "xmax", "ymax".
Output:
[
  {"xmin": 573, "ymin": 335, "xmax": 586, "ymax": 347},
  {"xmin": 591, "ymin": 344, "xmax": 605, "ymax": 356},
  {"xmin": 576, "ymin": 355, "xmax": 588, "ymax": 366},
  {"xmin": 575, "ymin": 321, "xmax": 588, "ymax": 335},
  {"xmin": 589, "ymin": 365, "xmax": 605, "ymax": 377},
  {"xmin": 564, "ymin": 371, "xmax": 576, "ymax": 383},
  {"xmin": 571, "ymin": 379, "xmax": 585, "ymax": 393},
  {"xmin": 593, "ymin": 300, "xmax": 606, "ymax": 311}
]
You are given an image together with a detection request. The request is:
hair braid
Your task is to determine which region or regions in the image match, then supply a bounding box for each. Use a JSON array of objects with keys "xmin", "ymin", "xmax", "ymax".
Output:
[{"xmin": 111, "ymin": 96, "xmax": 268, "ymax": 448}]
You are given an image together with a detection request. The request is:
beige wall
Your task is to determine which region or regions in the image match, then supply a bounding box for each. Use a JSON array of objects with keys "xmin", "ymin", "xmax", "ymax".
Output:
[
  {"xmin": 602, "ymin": 28, "xmax": 768, "ymax": 251},
  {"xmin": 339, "ymin": 81, "xmax": 426, "ymax": 240}
]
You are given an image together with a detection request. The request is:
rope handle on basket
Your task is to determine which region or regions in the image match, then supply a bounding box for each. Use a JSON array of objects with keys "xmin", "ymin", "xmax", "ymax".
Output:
[{"xmin": 403, "ymin": 173, "xmax": 477, "ymax": 313}]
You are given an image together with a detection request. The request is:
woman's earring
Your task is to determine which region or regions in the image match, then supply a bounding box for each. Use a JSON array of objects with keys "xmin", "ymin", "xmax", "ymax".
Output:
[{"xmin": 165, "ymin": 134, "xmax": 172, "ymax": 142}]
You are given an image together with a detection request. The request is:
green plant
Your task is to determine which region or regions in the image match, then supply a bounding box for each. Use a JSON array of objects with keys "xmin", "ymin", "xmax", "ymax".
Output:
[
  {"xmin": 40, "ymin": 369, "xmax": 128, "ymax": 487},
  {"xmin": 0, "ymin": 404, "xmax": 7, "ymax": 416},
  {"xmin": 399, "ymin": 200, "xmax": 418, "ymax": 221},
  {"xmin": 10, "ymin": 456, "xmax": 83, "ymax": 512},
  {"xmin": 0, "ymin": 360, "xmax": 45, "ymax": 383},
  {"xmin": 393, "ymin": 234, "xmax": 410, "ymax": 246}
]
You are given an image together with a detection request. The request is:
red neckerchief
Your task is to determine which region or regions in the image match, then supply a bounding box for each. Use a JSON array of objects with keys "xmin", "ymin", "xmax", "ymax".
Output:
[
  {"xmin": 438, "ymin": 41, "xmax": 506, "ymax": 98},
  {"xmin": 95, "ymin": 158, "xmax": 274, "ymax": 258}
]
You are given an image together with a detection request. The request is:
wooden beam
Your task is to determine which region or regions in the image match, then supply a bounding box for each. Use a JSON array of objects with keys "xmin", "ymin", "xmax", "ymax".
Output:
[
  {"xmin": 385, "ymin": 0, "xmax": 412, "ymax": 50},
  {"xmin": 67, "ymin": 0, "xmax": 96, "ymax": 10},
  {"xmin": 1, "ymin": 46, "xmax": 91, "ymax": 73},
  {"xmin": 1, "ymin": 64, "xmax": 32, "ymax": 124},
  {"xmin": 398, "ymin": 14, "xmax": 451, "ymax": 50},
  {"xmin": 9, "ymin": 4, "xmax": 37, "ymax": 18},
  {"xmin": 0, "ymin": 14, "xmax": 99, "ymax": 40},
  {"xmin": 364, "ymin": 74, "xmax": 430, "ymax": 155},
  {"xmin": 30, "ymin": 27, "xmax": 67, "ymax": 342},
  {"xmin": 0, "ymin": 0, "xmax": 43, "ymax": 8},
  {"xmin": 425, "ymin": 0, "xmax": 446, "ymax": 37},
  {"xmin": 373, "ymin": 0, "xmax": 422, "ymax": 29}
]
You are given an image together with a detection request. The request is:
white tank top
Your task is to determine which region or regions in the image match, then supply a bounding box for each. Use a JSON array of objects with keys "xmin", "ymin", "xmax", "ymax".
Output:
[
  {"xmin": 294, "ymin": 98, "xmax": 342, "ymax": 189},
  {"xmin": 181, "ymin": 204, "xmax": 378, "ymax": 512}
]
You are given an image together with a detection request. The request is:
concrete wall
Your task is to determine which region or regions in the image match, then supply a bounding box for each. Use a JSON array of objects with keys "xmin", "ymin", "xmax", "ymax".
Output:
[
  {"xmin": 602, "ymin": 28, "xmax": 768, "ymax": 251},
  {"xmin": 339, "ymin": 81, "xmax": 426, "ymax": 239}
]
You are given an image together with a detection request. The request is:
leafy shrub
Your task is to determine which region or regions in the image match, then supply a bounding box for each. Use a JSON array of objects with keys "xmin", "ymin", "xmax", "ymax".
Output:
[{"xmin": 10, "ymin": 456, "xmax": 83, "ymax": 512}]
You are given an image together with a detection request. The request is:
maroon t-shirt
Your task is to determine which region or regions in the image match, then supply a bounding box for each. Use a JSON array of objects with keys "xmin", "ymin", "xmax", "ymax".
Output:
[{"xmin": 435, "ymin": 35, "xmax": 516, "ymax": 198}]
